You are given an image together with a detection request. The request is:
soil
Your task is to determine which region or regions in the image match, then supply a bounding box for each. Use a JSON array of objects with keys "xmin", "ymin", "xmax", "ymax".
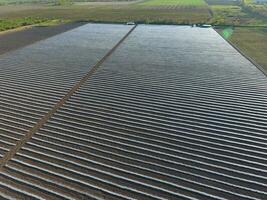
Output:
[{"xmin": 0, "ymin": 22, "xmax": 85, "ymax": 55}]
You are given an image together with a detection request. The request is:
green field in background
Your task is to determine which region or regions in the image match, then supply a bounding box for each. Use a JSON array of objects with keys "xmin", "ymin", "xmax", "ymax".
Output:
[
  {"xmin": 0, "ymin": 0, "xmax": 266, "ymax": 79},
  {"xmin": 0, "ymin": 17, "xmax": 49, "ymax": 31},
  {"xmin": 0, "ymin": 0, "xmax": 53, "ymax": 4},
  {"xmin": 139, "ymin": 0, "xmax": 206, "ymax": 7},
  {"xmin": 227, "ymin": 27, "xmax": 267, "ymax": 71}
]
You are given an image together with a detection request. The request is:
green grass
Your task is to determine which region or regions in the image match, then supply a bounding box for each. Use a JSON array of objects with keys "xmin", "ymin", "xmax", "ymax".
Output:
[
  {"xmin": 210, "ymin": 5, "xmax": 248, "ymax": 25},
  {"xmin": 242, "ymin": 3, "xmax": 267, "ymax": 18},
  {"xmin": 0, "ymin": 17, "xmax": 49, "ymax": 31},
  {"xmin": 0, "ymin": 0, "xmax": 266, "ymax": 29},
  {"xmin": 217, "ymin": 27, "xmax": 267, "ymax": 72},
  {"xmin": 230, "ymin": 28, "xmax": 267, "ymax": 72},
  {"xmin": 0, "ymin": 0, "xmax": 76, "ymax": 6},
  {"xmin": 0, "ymin": 0, "xmax": 54, "ymax": 5},
  {"xmin": 209, "ymin": 3, "xmax": 267, "ymax": 26},
  {"xmin": 139, "ymin": 0, "xmax": 206, "ymax": 7},
  {"xmin": 204, "ymin": 0, "xmax": 240, "ymax": 6},
  {"xmin": 0, "ymin": 4, "xmax": 211, "ymax": 24}
]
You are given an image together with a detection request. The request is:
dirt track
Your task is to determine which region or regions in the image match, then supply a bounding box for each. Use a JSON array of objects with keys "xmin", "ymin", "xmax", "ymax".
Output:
[{"xmin": 0, "ymin": 22, "xmax": 85, "ymax": 55}]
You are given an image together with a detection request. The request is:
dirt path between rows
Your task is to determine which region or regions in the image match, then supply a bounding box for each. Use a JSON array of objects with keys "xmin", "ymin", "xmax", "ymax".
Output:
[{"xmin": 0, "ymin": 24, "xmax": 137, "ymax": 169}]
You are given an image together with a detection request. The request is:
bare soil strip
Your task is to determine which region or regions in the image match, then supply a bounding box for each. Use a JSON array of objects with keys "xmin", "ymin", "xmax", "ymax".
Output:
[
  {"xmin": 0, "ymin": 25, "xmax": 33, "ymax": 36},
  {"xmin": 0, "ymin": 24, "xmax": 137, "ymax": 168},
  {"xmin": 0, "ymin": 23, "xmax": 85, "ymax": 56}
]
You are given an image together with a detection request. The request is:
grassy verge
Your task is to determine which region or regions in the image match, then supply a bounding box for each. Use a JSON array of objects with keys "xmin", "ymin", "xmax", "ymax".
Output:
[
  {"xmin": 139, "ymin": 0, "xmax": 207, "ymax": 7},
  {"xmin": 208, "ymin": 1, "xmax": 267, "ymax": 73},
  {"xmin": 217, "ymin": 27, "xmax": 267, "ymax": 72},
  {"xmin": 0, "ymin": 17, "xmax": 50, "ymax": 31}
]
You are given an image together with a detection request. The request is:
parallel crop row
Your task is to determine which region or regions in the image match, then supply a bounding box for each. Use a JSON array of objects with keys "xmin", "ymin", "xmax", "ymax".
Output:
[
  {"xmin": 0, "ymin": 24, "xmax": 132, "ymax": 198},
  {"xmin": 1, "ymin": 25, "xmax": 267, "ymax": 199}
]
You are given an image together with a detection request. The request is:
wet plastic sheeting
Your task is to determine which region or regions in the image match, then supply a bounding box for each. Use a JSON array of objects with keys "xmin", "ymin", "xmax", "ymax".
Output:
[
  {"xmin": 0, "ymin": 24, "xmax": 132, "ymax": 155},
  {"xmin": 6, "ymin": 25, "xmax": 267, "ymax": 199}
]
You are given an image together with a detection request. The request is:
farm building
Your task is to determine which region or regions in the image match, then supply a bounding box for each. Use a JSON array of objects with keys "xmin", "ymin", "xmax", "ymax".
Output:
[{"xmin": 0, "ymin": 24, "xmax": 267, "ymax": 199}]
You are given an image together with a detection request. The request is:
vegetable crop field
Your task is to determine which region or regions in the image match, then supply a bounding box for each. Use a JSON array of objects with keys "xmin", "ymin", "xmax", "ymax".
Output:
[
  {"xmin": 0, "ymin": 0, "xmax": 54, "ymax": 5},
  {"xmin": 0, "ymin": 0, "xmax": 266, "ymax": 74},
  {"xmin": 1, "ymin": 1, "xmax": 267, "ymax": 199},
  {"xmin": 1, "ymin": 23, "xmax": 267, "ymax": 200},
  {"xmin": 0, "ymin": 1, "xmax": 211, "ymax": 27},
  {"xmin": 140, "ymin": 0, "xmax": 207, "ymax": 7},
  {"xmin": 206, "ymin": 0, "xmax": 267, "ymax": 75}
]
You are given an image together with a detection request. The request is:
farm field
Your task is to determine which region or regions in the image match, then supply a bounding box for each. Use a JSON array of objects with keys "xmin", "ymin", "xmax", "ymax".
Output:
[
  {"xmin": 221, "ymin": 27, "xmax": 267, "ymax": 72},
  {"xmin": 0, "ymin": 0, "xmax": 212, "ymax": 31},
  {"xmin": 0, "ymin": 23, "xmax": 267, "ymax": 199},
  {"xmin": 0, "ymin": 0, "xmax": 266, "ymax": 27},
  {"xmin": 0, "ymin": 0, "xmax": 55, "ymax": 5},
  {"xmin": 0, "ymin": 17, "xmax": 52, "ymax": 31},
  {"xmin": 209, "ymin": 1, "xmax": 267, "ymax": 74},
  {"xmin": 205, "ymin": 0, "xmax": 240, "ymax": 5},
  {"xmin": 209, "ymin": 4, "xmax": 267, "ymax": 25},
  {"xmin": 139, "ymin": 0, "xmax": 207, "ymax": 7},
  {"xmin": 0, "ymin": 22, "xmax": 83, "ymax": 55},
  {"xmin": 0, "ymin": 0, "xmax": 137, "ymax": 4},
  {"xmin": 242, "ymin": 0, "xmax": 267, "ymax": 18}
]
